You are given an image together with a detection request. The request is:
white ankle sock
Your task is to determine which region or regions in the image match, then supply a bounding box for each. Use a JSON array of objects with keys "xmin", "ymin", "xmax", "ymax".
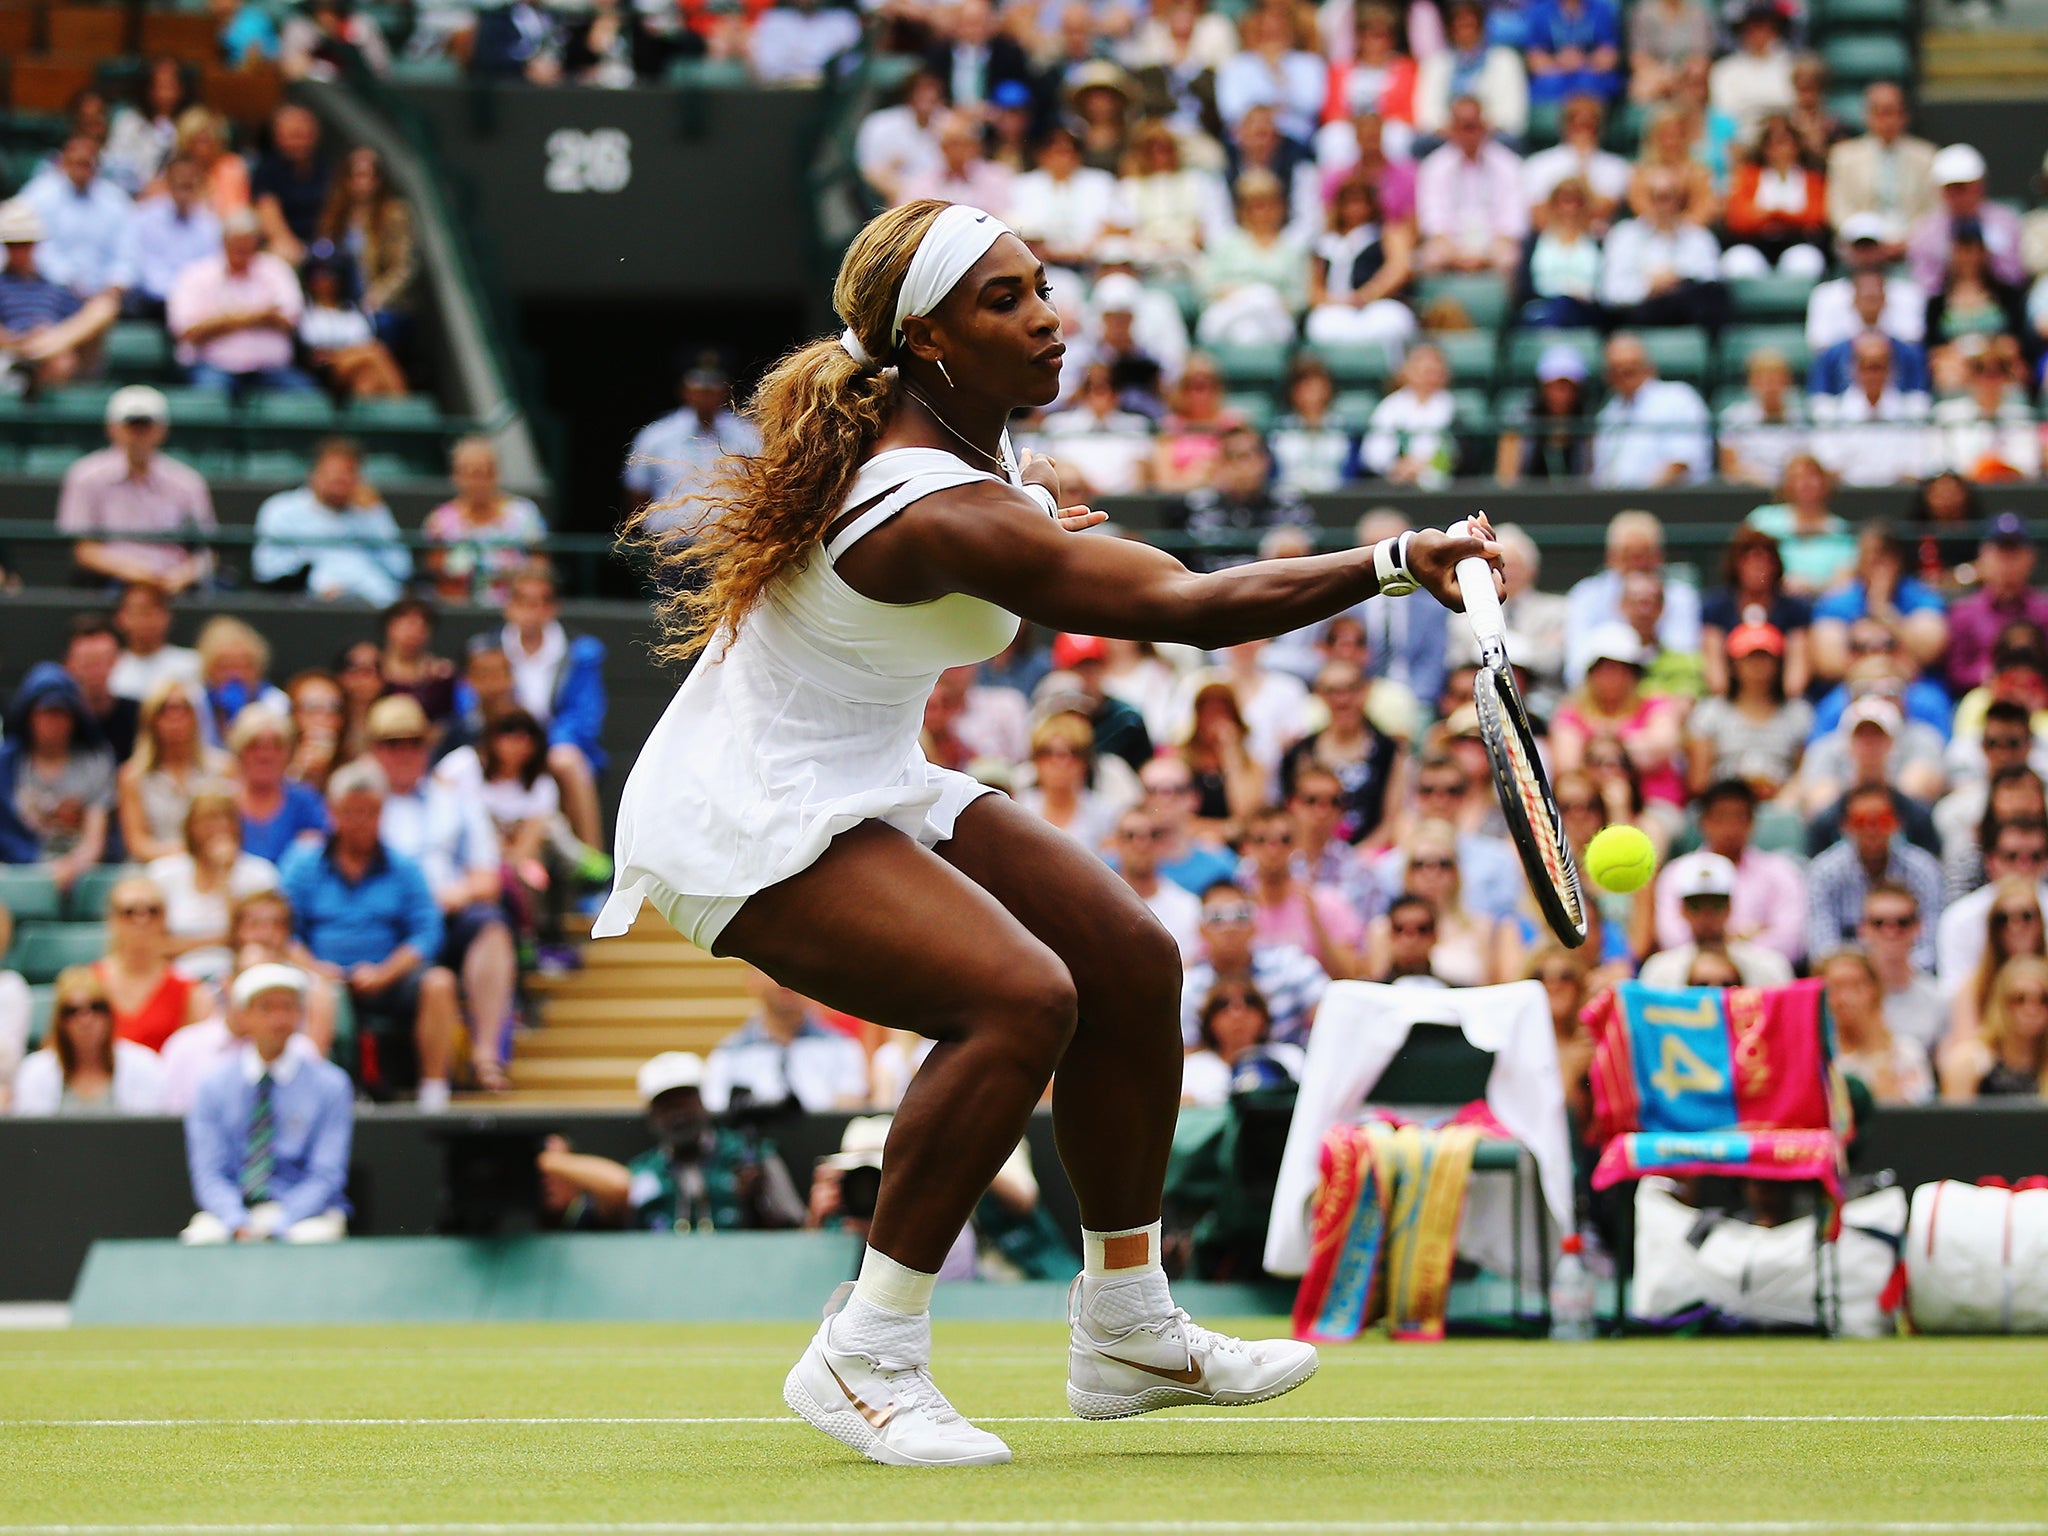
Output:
[
  {"xmin": 1082, "ymin": 1221, "xmax": 1162, "ymax": 1279},
  {"xmin": 416, "ymin": 1078, "xmax": 450, "ymax": 1112},
  {"xmin": 850, "ymin": 1245, "xmax": 937, "ymax": 1317}
]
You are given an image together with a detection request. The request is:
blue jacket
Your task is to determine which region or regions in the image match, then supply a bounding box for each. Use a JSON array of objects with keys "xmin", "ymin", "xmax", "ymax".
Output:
[
  {"xmin": 186, "ymin": 1047, "xmax": 354, "ymax": 1230},
  {"xmin": 549, "ymin": 633, "xmax": 609, "ymax": 773},
  {"xmin": 1809, "ymin": 337, "xmax": 1931, "ymax": 398},
  {"xmin": 0, "ymin": 663, "xmax": 108, "ymax": 866}
]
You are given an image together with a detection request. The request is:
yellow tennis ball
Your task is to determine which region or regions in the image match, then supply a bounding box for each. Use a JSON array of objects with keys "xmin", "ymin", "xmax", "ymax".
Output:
[{"xmin": 1584, "ymin": 825, "xmax": 1657, "ymax": 894}]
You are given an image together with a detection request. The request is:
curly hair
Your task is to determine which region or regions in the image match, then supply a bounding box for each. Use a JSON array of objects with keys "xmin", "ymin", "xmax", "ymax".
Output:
[{"xmin": 629, "ymin": 200, "xmax": 953, "ymax": 663}]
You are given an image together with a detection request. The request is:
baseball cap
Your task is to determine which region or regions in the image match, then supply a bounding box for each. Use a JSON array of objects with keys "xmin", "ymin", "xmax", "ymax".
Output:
[
  {"xmin": 1052, "ymin": 632, "xmax": 1108, "ymax": 669},
  {"xmin": 636, "ymin": 1051, "xmax": 705, "ymax": 1103},
  {"xmin": 1986, "ymin": 511, "xmax": 2031, "ymax": 546},
  {"xmin": 1091, "ymin": 272, "xmax": 1144, "ymax": 316},
  {"xmin": 823, "ymin": 1114, "xmax": 892, "ymax": 1171},
  {"xmin": 682, "ymin": 349, "xmax": 728, "ymax": 389},
  {"xmin": 0, "ymin": 199, "xmax": 44, "ymax": 245},
  {"xmin": 1668, "ymin": 851, "xmax": 1737, "ymax": 902},
  {"xmin": 1932, "ymin": 144, "xmax": 1987, "ymax": 186},
  {"xmin": 1726, "ymin": 621, "xmax": 1784, "ymax": 659},
  {"xmin": 1443, "ymin": 703, "xmax": 1482, "ymax": 738},
  {"xmin": 106, "ymin": 384, "xmax": 170, "ymax": 427},
  {"xmin": 1535, "ymin": 343, "xmax": 1588, "ymax": 383},
  {"xmin": 365, "ymin": 694, "xmax": 431, "ymax": 742},
  {"xmin": 230, "ymin": 962, "xmax": 310, "ymax": 1008},
  {"xmin": 1842, "ymin": 696, "xmax": 1903, "ymax": 737},
  {"xmin": 1585, "ymin": 621, "xmax": 1646, "ymax": 669},
  {"xmin": 1838, "ymin": 211, "xmax": 1891, "ymax": 246}
]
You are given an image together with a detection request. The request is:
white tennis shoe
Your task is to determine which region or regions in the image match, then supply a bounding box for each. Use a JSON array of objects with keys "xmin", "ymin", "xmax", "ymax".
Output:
[
  {"xmin": 1066, "ymin": 1273, "xmax": 1319, "ymax": 1420},
  {"xmin": 784, "ymin": 1284, "xmax": 1012, "ymax": 1467}
]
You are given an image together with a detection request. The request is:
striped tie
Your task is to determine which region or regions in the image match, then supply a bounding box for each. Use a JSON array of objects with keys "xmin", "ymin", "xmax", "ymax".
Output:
[{"xmin": 241, "ymin": 1073, "xmax": 275, "ymax": 1208}]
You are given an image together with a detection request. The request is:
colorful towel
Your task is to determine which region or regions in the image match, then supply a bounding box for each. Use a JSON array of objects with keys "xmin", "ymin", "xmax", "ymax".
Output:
[
  {"xmin": 1591, "ymin": 1128, "xmax": 1844, "ymax": 1195},
  {"xmin": 1293, "ymin": 1120, "xmax": 1481, "ymax": 1343}
]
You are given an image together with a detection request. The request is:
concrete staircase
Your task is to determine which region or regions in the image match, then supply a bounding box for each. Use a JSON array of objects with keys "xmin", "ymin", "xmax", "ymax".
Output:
[{"xmin": 505, "ymin": 912, "xmax": 754, "ymax": 1106}]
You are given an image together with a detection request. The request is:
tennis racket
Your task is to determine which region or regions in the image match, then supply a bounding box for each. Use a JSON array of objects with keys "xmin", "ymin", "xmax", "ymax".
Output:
[{"xmin": 1452, "ymin": 519, "xmax": 1588, "ymax": 949}]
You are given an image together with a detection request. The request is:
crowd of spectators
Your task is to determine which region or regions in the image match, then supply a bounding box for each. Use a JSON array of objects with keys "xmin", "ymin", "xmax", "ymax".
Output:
[
  {"xmin": 0, "ymin": 559, "xmax": 612, "ymax": 1115},
  {"xmin": 1, "ymin": 92, "xmax": 416, "ymax": 406},
  {"xmin": 804, "ymin": 0, "xmax": 2048, "ymax": 502}
]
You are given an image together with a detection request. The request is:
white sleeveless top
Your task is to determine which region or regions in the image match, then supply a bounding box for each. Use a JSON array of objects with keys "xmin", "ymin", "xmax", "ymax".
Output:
[{"xmin": 592, "ymin": 447, "xmax": 1023, "ymax": 951}]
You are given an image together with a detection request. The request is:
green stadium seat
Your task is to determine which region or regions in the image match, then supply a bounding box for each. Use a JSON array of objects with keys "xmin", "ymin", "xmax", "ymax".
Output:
[
  {"xmin": 159, "ymin": 386, "xmax": 235, "ymax": 427},
  {"xmin": 241, "ymin": 392, "xmax": 338, "ymax": 427},
  {"xmin": 1753, "ymin": 804, "xmax": 1809, "ymax": 858},
  {"xmin": 390, "ymin": 55, "xmax": 462, "ymax": 83},
  {"xmin": 26, "ymin": 984, "xmax": 53, "ymax": 1051},
  {"xmin": 1506, "ymin": 327, "xmax": 1600, "ymax": 383},
  {"xmin": 67, "ymin": 865, "xmax": 138, "ymax": 922},
  {"xmin": 1606, "ymin": 101, "xmax": 1649, "ymax": 156},
  {"xmin": 1826, "ymin": 91, "xmax": 1866, "ymax": 135},
  {"xmin": 1640, "ymin": 328, "xmax": 1710, "ymax": 385},
  {"xmin": 1722, "ymin": 323, "xmax": 1813, "ymax": 379},
  {"xmin": 0, "ymin": 444, "xmax": 20, "ymax": 473},
  {"xmin": 1523, "ymin": 100, "xmax": 1561, "ymax": 149},
  {"xmin": 1814, "ymin": 0, "xmax": 1910, "ymax": 30},
  {"xmin": 361, "ymin": 452, "xmax": 435, "ymax": 485},
  {"xmin": 1308, "ymin": 342, "xmax": 1397, "ymax": 388},
  {"xmin": 41, "ymin": 384, "xmax": 118, "ymax": 423},
  {"xmin": 348, "ymin": 394, "xmax": 443, "ymax": 427},
  {"xmin": 0, "ymin": 867, "xmax": 64, "ymax": 922},
  {"xmin": 1225, "ymin": 392, "xmax": 1276, "ymax": 432},
  {"xmin": 1433, "ymin": 330, "xmax": 1498, "ymax": 387},
  {"xmin": 1728, "ymin": 274, "xmax": 1812, "ymax": 320},
  {"xmin": 1451, "ymin": 387, "xmax": 1492, "ymax": 429},
  {"xmin": 240, "ymin": 450, "xmax": 313, "ymax": 481},
  {"xmin": 1415, "ymin": 274, "xmax": 1511, "ymax": 331},
  {"xmin": 105, "ymin": 322, "xmax": 173, "ymax": 377},
  {"xmin": 181, "ymin": 450, "xmax": 242, "ymax": 479},
  {"xmin": 7, "ymin": 923, "xmax": 109, "ymax": 984},
  {"xmin": 1823, "ymin": 33, "xmax": 1911, "ymax": 86},
  {"xmin": 23, "ymin": 444, "xmax": 82, "ymax": 478},
  {"xmin": 1332, "ymin": 390, "xmax": 1378, "ymax": 433},
  {"xmin": 667, "ymin": 56, "xmax": 750, "ymax": 86},
  {"xmin": 1208, "ymin": 340, "xmax": 1290, "ymax": 389}
]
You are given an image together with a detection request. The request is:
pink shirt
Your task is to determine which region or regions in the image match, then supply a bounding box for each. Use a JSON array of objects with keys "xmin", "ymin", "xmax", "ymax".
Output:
[
  {"xmin": 897, "ymin": 163, "xmax": 1016, "ymax": 221},
  {"xmin": 167, "ymin": 251, "xmax": 303, "ymax": 373},
  {"xmin": 1414, "ymin": 140, "xmax": 1528, "ymax": 252},
  {"xmin": 1254, "ymin": 882, "xmax": 1366, "ymax": 959},
  {"xmin": 56, "ymin": 447, "xmax": 216, "ymax": 581},
  {"xmin": 1653, "ymin": 845, "xmax": 1809, "ymax": 964}
]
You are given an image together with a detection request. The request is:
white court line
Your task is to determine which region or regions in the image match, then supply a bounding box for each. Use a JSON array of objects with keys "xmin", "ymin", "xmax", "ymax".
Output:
[
  {"xmin": 2, "ymin": 1522, "xmax": 2047, "ymax": 1534},
  {"xmin": 10, "ymin": 1414, "xmax": 2048, "ymax": 1427}
]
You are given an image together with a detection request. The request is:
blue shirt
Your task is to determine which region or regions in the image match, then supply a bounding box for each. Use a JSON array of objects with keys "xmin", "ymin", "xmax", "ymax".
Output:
[
  {"xmin": 186, "ymin": 1044, "xmax": 354, "ymax": 1230},
  {"xmin": 220, "ymin": 1, "xmax": 280, "ymax": 61},
  {"xmin": 0, "ymin": 269, "xmax": 82, "ymax": 333},
  {"xmin": 1812, "ymin": 575, "xmax": 1946, "ymax": 628},
  {"xmin": 252, "ymin": 486, "xmax": 411, "ymax": 607},
  {"xmin": 622, "ymin": 407, "xmax": 763, "ymax": 526},
  {"xmin": 1526, "ymin": 0, "xmax": 1620, "ymax": 57},
  {"xmin": 241, "ymin": 780, "xmax": 331, "ymax": 865},
  {"xmin": 122, "ymin": 198, "xmax": 223, "ymax": 303},
  {"xmin": 1810, "ymin": 677, "xmax": 1955, "ymax": 742},
  {"xmin": 20, "ymin": 168, "xmax": 134, "ymax": 295},
  {"xmin": 281, "ymin": 838, "xmax": 444, "ymax": 970},
  {"xmin": 1159, "ymin": 843, "xmax": 1239, "ymax": 897}
]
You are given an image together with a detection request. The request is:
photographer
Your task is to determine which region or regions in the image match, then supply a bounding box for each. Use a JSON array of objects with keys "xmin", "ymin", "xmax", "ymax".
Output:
[{"xmin": 538, "ymin": 1051, "xmax": 804, "ymax": 1232}]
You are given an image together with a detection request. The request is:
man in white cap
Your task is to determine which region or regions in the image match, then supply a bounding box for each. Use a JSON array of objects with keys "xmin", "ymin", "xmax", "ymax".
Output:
[
  {"xmin": 1640, "ymin": 851, "xmax": 1794, "ymax": 989},
  {"xmin": 535, "ymin": 1050, "xmax": 805, "ymax": 1231},
  {"xmin": 0, "ymin": 197, "xmax": 118, "ymax": 389},
  {"xmin": 1825, "ymin": 83, "xmax": 1936, "ymax": 256},
  {"xmin": 161, "ymin": 947, "xmax": 326, "ymax": 1113},
  {"xmin": 1806, "ymin": 214, "xmax": 1928, "ymax": 354},
  {"xmin": 181, "ymin": 963, "xmax": 353, "ymax": 1243},
  {"xmin": 56, "ymin": 384, "xmax": 217, "ymax": 592},
  {"xmin": 1907, "ymin": 143, "xmax": 2026, "ymax": 293}
]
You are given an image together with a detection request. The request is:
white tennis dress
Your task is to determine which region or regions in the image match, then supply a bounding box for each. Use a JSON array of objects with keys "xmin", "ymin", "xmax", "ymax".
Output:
[{"xmin": 592, "ymin": 446, "xmax": 1024, "ymax": 952}]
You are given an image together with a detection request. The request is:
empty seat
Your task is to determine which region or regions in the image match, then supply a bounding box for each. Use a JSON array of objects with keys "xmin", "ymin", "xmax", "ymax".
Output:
[
  {"xmin": 241, "ymin": 392, "xmax": 337, "ymax": 426},
  {"xmin": 1432, "ymin": 330, "xmax": 1498, "ymax": 387},
  {"xmin": 26, "ymin": 984, "xmax": 53, "ymax": 1051},
  {"xmin": 0, "ymin": 867, "xmax": 63, "ymax": 923},
  {"xmin": 1722, "ymin": 323, "xmax": 1813, "ymax": 379},
  {"xmin": 1208, "ymin": 340, "xmax": 1290, "ymax": 389},
  {"xmin": 1309, "ymin": 342, "xmax": 1397, "ymax": 388},
  {"xmin": 361, "ymin": 451, "xmax": 434, "ymax": 485},
  {"xmin": 105, "ymin": 322, "xmax": 172, "ymax": 377},
  {"xmin": 45, "ymin": 7, "xmax": 127, "ymax": 53},
  {"xmin": 1823, "ymin": 33, "xmax": 1911, "ymax": 85},
  {"xmin": 41, "ymin": 384, "xmax": 117, "ymax": 422},
  {"xmin": 240, "ymin": 449, "xmax": 312, "ymax": 481},
  {"xmin": 1332, "ymin": 390, "xmax": 1378, "ymax": 433},
  {"xmin": 1639, "ymin": 327, "xmax": 1711, "ymax": 385},
  {"xmin": 139, "ymin": 10, "xmax": 222, "ymax": 59},
  {"xmin": 1415, "ymin": 273, "xmax": 1511, "ymax": 331},
  {"xmin": 7, "ymin": 923, "xmax": 109, "ymax": 985},
  {"xmin": 1814, "ymin": 0, "xmax": 1910, "ymax": 29},
  {"xmin": 1728, "ymin": 274, "xmax": 1813, "ymax": 320},
  {"xmin": 348, "ymin": 394, "xmax": 443, "ymax": 427},
  {"xmin": 158, "ymin": 386, "xmax": 235, "ymax": 427},
  {"xmin": 1224, "ymin": 392, "xmax": 1276, "ymax": 433},
  {"xmin": 22, "ymin": 444, "xmax": 82, "ymax": 478},
  {"xmin": 9, "ymin": 57, "xmax": 99, "ymax": 115}
]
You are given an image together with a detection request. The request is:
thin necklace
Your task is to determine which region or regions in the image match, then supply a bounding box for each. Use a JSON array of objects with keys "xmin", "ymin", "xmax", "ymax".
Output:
[{"xmin": 903, "ymin": 384, "xmax": 1008, "ymax": 473}]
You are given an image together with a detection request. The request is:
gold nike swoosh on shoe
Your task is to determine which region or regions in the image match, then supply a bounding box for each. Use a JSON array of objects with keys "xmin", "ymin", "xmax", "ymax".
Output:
[
  {"xmin": 826, "ymin": 1360, "xmax": 896, "ymax": 1430},
  {"xmin": 1094, "ymin": 1350, "xmax": 1205, "ymax": 1385}
]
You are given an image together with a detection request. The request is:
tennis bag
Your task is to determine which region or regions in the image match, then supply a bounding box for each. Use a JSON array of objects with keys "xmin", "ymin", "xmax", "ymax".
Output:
[
  {"xmin": 1632, "ymin": 1177, "xmax": 1907, "ymax": 1337},
  {"xmin": 1904, "ymin": 1180, "xmax": 2048, "ymax": 1333}
]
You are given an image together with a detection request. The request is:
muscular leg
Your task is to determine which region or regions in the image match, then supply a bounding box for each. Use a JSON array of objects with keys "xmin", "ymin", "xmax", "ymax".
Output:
[
  {"xmin": 711, "ymin": 818, "xmax": 1078, "ymax": 1272},
  {"xmin": 935, "ymin": 794, "xmax": 1184, "ymax": 1233}
]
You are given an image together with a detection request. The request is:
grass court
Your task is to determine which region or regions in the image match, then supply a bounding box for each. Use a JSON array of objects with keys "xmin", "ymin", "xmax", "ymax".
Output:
[{"xmin": 4, "ymin": 1324, "xmax": 2046, "ymax": 1534}]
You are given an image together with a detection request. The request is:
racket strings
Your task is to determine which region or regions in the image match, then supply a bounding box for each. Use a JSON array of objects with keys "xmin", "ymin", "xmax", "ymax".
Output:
[{"xmin": 1488, "ymin": 674, "xmax": 1584, "ymax": 928}]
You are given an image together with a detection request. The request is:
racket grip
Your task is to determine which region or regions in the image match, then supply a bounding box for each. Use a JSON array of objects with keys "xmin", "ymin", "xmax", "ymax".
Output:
[{"xmin": 1450, "ymin": 517, "xmax": 1506, "ymax": 644}]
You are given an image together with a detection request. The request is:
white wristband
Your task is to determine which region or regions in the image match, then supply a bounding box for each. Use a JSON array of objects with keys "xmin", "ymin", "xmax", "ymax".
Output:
[
  {"xmin": 1023, "ymin": 484, "xmax": 1059, "ymax": 518},
  {"xmin": 1373, "ymin": 530, "xmax": 1420, "ymax": 597}
]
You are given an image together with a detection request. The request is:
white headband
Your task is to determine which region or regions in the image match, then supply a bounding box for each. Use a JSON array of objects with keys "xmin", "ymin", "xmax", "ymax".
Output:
[{"xmin": 840, "ymin": 204, "xmax": 1014, "ymax": 368}]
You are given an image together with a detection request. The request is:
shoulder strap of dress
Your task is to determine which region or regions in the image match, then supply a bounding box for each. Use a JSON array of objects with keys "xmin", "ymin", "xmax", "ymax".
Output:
[{"xmin": 825, "ymin": 449, "xmax": 1004, "ymax": 563}]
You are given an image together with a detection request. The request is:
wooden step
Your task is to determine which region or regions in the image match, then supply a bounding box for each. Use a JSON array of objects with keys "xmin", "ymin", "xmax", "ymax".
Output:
[
  {"xmin": 538, "ymin": 996, "xmax": 753, "ymax": 1025},
  {"xmin": 580, "ymin": 942, "xmax": 736, "ymax": 967},
  {"xmin": 530, "ymin": 970, "xmax": 749, "ymax": 999},
  {"xmin": 496, "ymin": 1086, "xmax": 642, "ymax": 1108},
  {"xmin": 509, "ymin": 1056, "xmax": 648, "ymax": 1089},
  {"xmin": 519, "ymin": 1023, "xmax": 737, "ymax": 1056}
]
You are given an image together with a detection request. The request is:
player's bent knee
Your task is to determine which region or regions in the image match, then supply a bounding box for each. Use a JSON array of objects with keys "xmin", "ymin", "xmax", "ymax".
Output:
[{"xmin": 1004, "ymin": 959, "xmax": 1080, "ymax": 1061}]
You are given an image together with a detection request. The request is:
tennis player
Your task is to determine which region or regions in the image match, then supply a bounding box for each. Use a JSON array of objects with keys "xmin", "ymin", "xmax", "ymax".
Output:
[{"xmin": 598, "ymin": 201, "xmax": 1503, "ymax": 1467}]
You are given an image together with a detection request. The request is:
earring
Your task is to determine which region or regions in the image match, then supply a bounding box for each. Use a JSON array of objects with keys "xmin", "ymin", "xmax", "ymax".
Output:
[{"xmin": 935, "ymin": 357, "xmax": 955, "ymax": 389}]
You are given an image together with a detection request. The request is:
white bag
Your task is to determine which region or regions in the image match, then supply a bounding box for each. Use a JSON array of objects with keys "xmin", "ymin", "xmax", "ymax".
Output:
[
  {"xmin": 1904, "ymin": 1181, "xmax": 2048, "ymax": 1334},
  {"xmin": 1632, "ymin": 1178, "xmax": 1907, "ymax": 1338}
]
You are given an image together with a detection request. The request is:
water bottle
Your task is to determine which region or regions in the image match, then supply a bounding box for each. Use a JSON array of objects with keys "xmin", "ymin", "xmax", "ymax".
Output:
[{"xmin": 1549, "ymin": 1233, "xmax": 1598, "ymax": 1341}]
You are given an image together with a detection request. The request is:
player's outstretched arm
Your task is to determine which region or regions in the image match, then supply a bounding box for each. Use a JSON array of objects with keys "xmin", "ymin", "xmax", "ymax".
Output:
[{"xmin": 905, "ymin": 484, "xmax": 1503, "ymax": 649}]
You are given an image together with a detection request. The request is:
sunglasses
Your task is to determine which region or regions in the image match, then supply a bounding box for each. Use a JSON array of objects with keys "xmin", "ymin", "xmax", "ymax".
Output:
[
  {"xmin": 115, "ymin": 903, "xmax": 164, "ymax": 919},
  {"xmin": 1202, "ymin": 903, "xmax": 1255, "ymax": 925},
  {"xmin": 59, "ymin": 1000, "xmax": 112, "ymax": 1019}
]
